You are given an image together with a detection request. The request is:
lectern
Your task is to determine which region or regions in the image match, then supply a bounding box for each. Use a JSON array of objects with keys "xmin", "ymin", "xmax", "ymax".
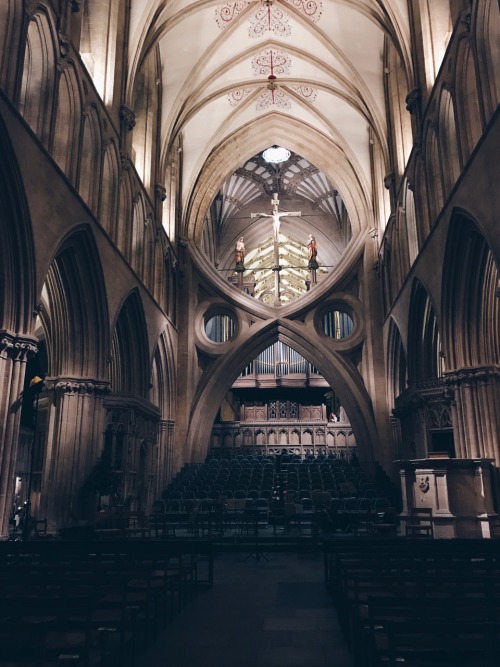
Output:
[{"xmin": 396, "ymin": 458, "xmax": 498, "ymax": 538}]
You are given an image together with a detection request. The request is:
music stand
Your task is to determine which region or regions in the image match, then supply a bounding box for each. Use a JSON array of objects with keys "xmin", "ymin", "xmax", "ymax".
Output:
[{"xmin": 244, "ymin": 508, "xmax": 269, "ymax": 562}]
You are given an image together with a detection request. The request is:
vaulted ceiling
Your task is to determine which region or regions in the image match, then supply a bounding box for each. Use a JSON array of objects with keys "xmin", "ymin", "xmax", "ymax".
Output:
[{"xmin": 128, "ymin": 0, "xmax": 413, "ymax": 297}]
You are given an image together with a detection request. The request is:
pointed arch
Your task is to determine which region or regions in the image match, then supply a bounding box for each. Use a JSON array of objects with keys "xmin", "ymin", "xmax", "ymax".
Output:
[
  {"xmin": 424, "ymin": 123, "xmax": 444, "ymax": 223},
  {"xmin": 186, "ymin": 319, "xmax": 377, "ymax": 462},
  {"xmin": 0, "ymin": 0, "xmax": 24, "ymax": 96},
  {"xmin": 131, "ymin": 195, "xmax": 146, "ymax": 277},
  {"xmin": 404, "ymin": 180, "xmax": 419, "ymax": 264},
  {"xmin": 116, "ymin": 170, "xmax": 133, "ymax": 251},
  {"xmin": 413, "ymin": 158, "xmax": 430, "ymax": 245},
  {"xmin": 53, "ymin": 62, "xmax": 82, "ymax": 184},
  {"xmin": 41, "ymin": 227, "xmax": 110, "ymax": 378},
  {"xmin": 19, "ymin": 8, "xmax": 57, "ymax": 147},
  {"xmin": 438, "ymin": 87, "xmax": 461, "ymax": 191},
  {"xmin": 110, "ymin": 290, "xmax": 150, "ymax": 397},
  {"xmin": 455, "ymin": 36, "xmax": 483, "ymax": 161},
  {"xmin": 0, "ymin": 116, "xmax": 36, "ymax": 334},
  {"xmin": 474, "ymin": 0, "xmax": 500, "ymax": 118},
  {"xmin": 131, "ymin": 45, "xmax": 161, "ymax": 190},
  {"xmin": 442, "ymin": 211, "xmax": 500, "ymax": 370},
  {"xmin": 79, "ymin": 106, "xmax": 102, "ymax": 214},
  {"xmin": 407, "ymin": 279, "xmax": 443, "ymax": 384},
  {"xmin": 387, "ymin": 317, "xmax": 407, "ymax": 409},
  {"xmin": 150, "ymin": 327, "xmax": 176, "ymax": 419},
  {"xmin": 100, "ymin": 140, "xmax": 120, "ymax": 234}
]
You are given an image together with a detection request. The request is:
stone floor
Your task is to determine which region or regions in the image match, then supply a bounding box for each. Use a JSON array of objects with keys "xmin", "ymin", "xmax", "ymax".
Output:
[{"xmin": 139, "ymin": 550, "xmax": 354, "ymax": 667}]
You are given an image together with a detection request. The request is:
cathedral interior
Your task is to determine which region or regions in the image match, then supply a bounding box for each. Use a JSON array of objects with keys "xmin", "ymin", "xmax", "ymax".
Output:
[
  {"xmin": 1, "ymin": 2, "xmax": 500, "ymax": 666},
  {"xmin": 0, "ymin": 0, "xmax": 499, "ymax": 542}
]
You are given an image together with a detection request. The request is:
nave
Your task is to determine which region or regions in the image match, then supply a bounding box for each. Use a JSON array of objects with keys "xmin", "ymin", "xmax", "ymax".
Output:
[{"xmin": 139, "ymin": 551, "xmax": 353, "ymax": 667}]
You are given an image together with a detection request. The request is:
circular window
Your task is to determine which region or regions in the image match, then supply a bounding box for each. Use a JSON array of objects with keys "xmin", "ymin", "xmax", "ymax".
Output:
[
  {"xmin": 205, "ymin": 313, "xmax": 236, "ymax": 342},
  {"xmin": 321, "ymin": 310, "xmax": 354, "ymax": 339}
]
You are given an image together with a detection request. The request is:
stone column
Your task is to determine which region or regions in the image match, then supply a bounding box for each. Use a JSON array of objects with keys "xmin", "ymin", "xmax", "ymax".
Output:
[
  {"xmin": 156, "ymin": 419, "xmax": 175, "ymax": 496},
  {"xmin": 0, "ymin": 332, "xmax": 37, "ymax": 536},
  {"xmin": 390, "ymin": 416, "xmax": 403, "ymax": 460},
  {"xmin": 41, "ymin": 377, "xmax": 110, "ymax": 531}
]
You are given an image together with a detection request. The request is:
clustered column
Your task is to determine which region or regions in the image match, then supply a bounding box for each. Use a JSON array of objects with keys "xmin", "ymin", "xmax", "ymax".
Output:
[
  {"xmin": 0, "ymin": 333, "xmax": 37, "ymax": 536},
  {"xmin": 41, "ymin": 378, "xmax": 110, "ymax": 530}
]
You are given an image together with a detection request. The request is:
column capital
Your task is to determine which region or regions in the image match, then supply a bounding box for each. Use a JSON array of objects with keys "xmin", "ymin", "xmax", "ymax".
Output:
[
  {"xmin": 0, "ymin": 331, "xmax": 38, "ymax": 361},
  {"xmin": 444, "ymin": 366, "xmax": 500, "ymax": 388},
  {"xmin": 47, "ymin": 377, "xmax": 111, "ymax": 397}
]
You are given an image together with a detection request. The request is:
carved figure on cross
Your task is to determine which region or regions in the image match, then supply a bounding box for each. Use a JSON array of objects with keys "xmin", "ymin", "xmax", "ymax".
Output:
[{"xmin": 251, "ymin": 193, "xmax": 301, "ymax": 242}]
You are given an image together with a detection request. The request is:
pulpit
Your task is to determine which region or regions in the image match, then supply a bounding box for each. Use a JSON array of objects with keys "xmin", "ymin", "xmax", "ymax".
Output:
[{"xmin": 396, "ymin": 458, "xmax": 498, "ymax": 538}]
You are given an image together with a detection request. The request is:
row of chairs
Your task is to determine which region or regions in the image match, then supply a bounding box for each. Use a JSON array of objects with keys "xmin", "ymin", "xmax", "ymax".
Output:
[
  {"xmin": 325, "ymin": 537, "xmax": 500, "ymax": 666},
  {"xmin": 0, "ymin": 540, "xmax": 210, "ymax": 667}
]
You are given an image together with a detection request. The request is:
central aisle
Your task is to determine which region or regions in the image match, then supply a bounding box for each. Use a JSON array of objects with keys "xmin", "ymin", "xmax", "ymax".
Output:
[{"xmin": 140, "ymin": 551, "xmax": 354, "ymax": 667}]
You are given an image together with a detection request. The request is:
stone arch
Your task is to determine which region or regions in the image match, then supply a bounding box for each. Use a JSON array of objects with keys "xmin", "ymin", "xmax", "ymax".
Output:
[
  {"xmin": 0, "ymin": 0, "xmax": 24, "ymax": 97},
  {"xmin": 404, "ymin": 180, "xmax": 419, "ymax": 263},
  {"xmin": 53, "ymin": 62, "xmax": 82, "ymax": 184},
  {"xmin": 19, "ymin": 8, "xmax": 57, "ymax": 147},
  {"xmin": 474, "ymin": 0, "xmax": 500, "ymax": 118},
  {"xmin": 131, "ymin": 195, "xmax": 146, "ymax": 278},
  {"xmin": 407, "ymin": 279, "xmax": 443, "ymax": 384},
  {"xmin": 455, "ymin": 36, "xmax": 483, "ymax": 161},
  {"xmin": 387, "ymin": 317, "xmax": 407, "ymax": 409},
  {"xmin": 423, "ymin": 123, "xmax": 444, "ymax": 222},
  {"xmin": 0, "ymin": 115, "xmax": 36, "ymax": 334},
  {"xmin": 100, "ymin": 140, "xmax": 120, "ymax": 235},
  {"xmin": 182, "ymin": 114, "xmax": 372, "ymax": 247},
  {"xmin": 41, "ymin": 227, "xmax": 109, "ymax": 378},
  {"xmin": 442, "ymin": 211, "xmax": 500, "ymax": 370},
  {"xmin": 150, "ymin": 327, "xmax": 176, "ymax": 419},
  {"xmin": 79, "ymin": 106, "xmax": 102, "ymax": 214},
  {"xmin": 110, "ymin": 290, "xmax": 150, "ymax": 397},
  {"xmin": 186, "ymin": 319, "xmax": 377, "ymax": 463},
  {"xmin": 142, "ymin": 216, "xmax": 156, "ymax": 291},
  {"xmin": 116, "ymin": 169, "xmax": 133, "ymax": 251},
  {"xmin": 413, "ymin": 157, "xmax": 430, "ymax": 245},
  {"xmin": 131, "ymin": 45, "xmax": 161, "ymax": 190},
  {"xmin": 437, "ymin": 87, "xmax": 461, "ymax": 191}
]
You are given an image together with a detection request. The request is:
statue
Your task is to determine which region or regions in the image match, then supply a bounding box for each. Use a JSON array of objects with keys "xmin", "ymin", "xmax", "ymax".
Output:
[
  {"xmin": 307, "ymin": 234, "xmax": 318, "ymax": 270},
  {"xmin": 235, "ymin": 237, "xmax": 245, "ymax": 266},
  {"xmin": 251, "ymin": 193, "xmax": 301, "ymax": 243}
]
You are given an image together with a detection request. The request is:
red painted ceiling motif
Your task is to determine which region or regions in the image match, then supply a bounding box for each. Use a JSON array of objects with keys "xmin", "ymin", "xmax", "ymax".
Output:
[
  {"xmin": 214, "ymin": 0, "xmax": 322, "ymax": 35},
  {"xmin": 216, "ymin": 4, "xmax": 322, "ymax": 109},
  {"xmin": 284, "ymin": 0, "xmax": 323, "ymax": 23},
  {"xmin": 214, "ymin": 2, "xmax": 248, "ymax": 31},
  {"xmin": 248, "ymin": 5, "xmax": 291, "ymax": 38},
  {"xmin": 256, "ymin": 88, "xmax": 292, "ymax": 110},
  {"xmin": 291, "ymin": 84, "xmax": 318, "ymax": 103},
  {"xmin": 251, "ymin": 49, "xmax": 291, "ymax": 77},
  {"xmin": 227, "ymin": 88, "xmax": 253, "ymax": 107},
  {"xmin": 228, "ymin": 49, "xmax": 318, "ymax": 109}
]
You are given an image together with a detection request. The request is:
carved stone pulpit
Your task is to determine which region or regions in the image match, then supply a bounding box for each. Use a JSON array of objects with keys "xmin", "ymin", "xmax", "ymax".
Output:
[{"xmin": 396, "ymin": 458, "xmax": 498, "ymax": 538}]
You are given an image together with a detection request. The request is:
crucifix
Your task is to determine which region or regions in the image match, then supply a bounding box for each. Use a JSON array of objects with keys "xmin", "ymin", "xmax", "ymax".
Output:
[{"xmin": 251, "ymin": 193, "xmax": 301, "ymax": 306}]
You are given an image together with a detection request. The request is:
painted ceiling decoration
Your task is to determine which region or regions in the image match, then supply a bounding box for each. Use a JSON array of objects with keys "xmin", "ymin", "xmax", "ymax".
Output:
[
  {"xmin": 251, "ymin": 49, "xmax": 291, "ymax": 78},
  {"xmin": 227, "ymin": 49, "xmax": 317, "ymax": 109},
  {"xmin": 214, "ymin": 0, "xmax": 322, "ymax": 36},
  {"xmin": 127, "ymin": 0, "xmax": 413, "ymax": 303}
]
